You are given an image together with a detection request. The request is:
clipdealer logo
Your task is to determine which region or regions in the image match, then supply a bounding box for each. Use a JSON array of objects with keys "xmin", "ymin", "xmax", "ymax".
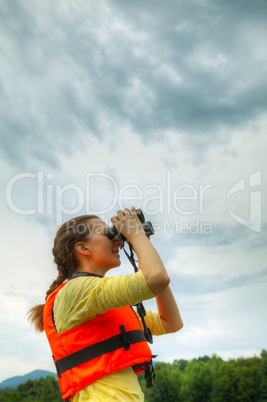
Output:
[
  {"xmin": 226, "ymin": 170, "xmax": 262, "ymax": 233},
  {"xmin": 5, "ymin": 171, "xmax": 213, "ymax": 234},
  {"xmin": 6, "ymin": 170, "xmax": 262, "ymax": 234}
]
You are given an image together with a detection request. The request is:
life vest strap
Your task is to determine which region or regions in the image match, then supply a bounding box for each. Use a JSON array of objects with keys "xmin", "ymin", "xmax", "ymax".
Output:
[{"xmin": 53, "ymin": 326, "xmax": 146, "ymax": 377}]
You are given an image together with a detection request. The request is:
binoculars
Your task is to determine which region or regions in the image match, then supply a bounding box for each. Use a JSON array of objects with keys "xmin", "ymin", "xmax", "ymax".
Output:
[{"xmin": 105, "ymin": 209, "xmax": 154, "ymax": 243}]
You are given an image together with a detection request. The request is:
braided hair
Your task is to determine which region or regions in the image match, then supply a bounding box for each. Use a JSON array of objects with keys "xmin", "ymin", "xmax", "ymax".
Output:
[{"xmin": 27, "ymin": 215, "xmax": 99, "ymax": 332}]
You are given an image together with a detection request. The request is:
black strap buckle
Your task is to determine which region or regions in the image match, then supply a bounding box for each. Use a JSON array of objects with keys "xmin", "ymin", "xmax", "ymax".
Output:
[
  {"xmin": 119, "ymin": 325, "xmax": 131, "ymax": 351},
  {"xmin": 144, "ymin": 355, "xmax": 157, "ymax": 388}
]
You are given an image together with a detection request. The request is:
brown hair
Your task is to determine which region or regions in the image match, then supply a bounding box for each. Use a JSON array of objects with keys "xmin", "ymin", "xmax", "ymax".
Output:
[{"xmin": 27, "ymin": 215, "xmax": 99, "ymax": 332}]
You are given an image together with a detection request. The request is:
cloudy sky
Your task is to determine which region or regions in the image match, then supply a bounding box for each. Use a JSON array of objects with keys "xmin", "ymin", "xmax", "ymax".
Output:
[{"xmin": 0, "ymin": 0, "xmax": 266, "ymax": 383}]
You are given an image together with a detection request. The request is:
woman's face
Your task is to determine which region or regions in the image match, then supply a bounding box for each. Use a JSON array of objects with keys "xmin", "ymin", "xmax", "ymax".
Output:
[{"xmin": 84, "ymin": 218, "xmax": 122, "ymax": 272}]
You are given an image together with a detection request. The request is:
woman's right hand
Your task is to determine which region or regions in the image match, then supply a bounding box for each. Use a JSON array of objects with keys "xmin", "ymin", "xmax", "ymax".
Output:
[{"xmin": 110, "ymin": 206, "xmax": 146, "ymax": 244}]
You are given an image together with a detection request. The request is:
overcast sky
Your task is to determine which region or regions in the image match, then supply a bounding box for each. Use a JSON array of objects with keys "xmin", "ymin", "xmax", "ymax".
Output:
[{"xmin": 0, "ymin": 0, "xmax": 266, "ymax": 383}]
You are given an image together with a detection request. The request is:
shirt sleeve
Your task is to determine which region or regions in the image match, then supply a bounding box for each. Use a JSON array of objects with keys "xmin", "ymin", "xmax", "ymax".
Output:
[
  {"xmin": 136, "ymin": 310, "xmax": 166, "ymax": 336},
  {"xmin": 53, "ymin": 270, "xmax": 156, "ymax": 333}
]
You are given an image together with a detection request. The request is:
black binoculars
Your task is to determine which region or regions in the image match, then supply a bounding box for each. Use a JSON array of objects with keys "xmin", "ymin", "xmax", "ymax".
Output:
[{"xmin": 105, "ymin": 209, "xmax": 154, "ymax": 243}]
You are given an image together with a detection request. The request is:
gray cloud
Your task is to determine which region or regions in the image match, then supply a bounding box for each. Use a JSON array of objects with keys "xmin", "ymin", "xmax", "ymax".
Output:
[
  {"xmin": 108, "ymin": 0, "xmax": 267, "ymax": 130},
  {"xmin": 1, "ymin": 0, "xmax": 267, "ymax": 169}
]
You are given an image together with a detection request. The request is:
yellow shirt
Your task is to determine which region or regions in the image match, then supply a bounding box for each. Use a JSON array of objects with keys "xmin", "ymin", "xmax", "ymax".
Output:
[{"xmin": 53, "ymin": 270, "xmax": 166, "ymax": 401}]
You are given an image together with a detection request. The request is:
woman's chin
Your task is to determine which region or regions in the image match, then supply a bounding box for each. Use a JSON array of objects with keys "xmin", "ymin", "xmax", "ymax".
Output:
[{"xmin": 113, "ymin": 260, "xmax": 121, "ymax": 268}]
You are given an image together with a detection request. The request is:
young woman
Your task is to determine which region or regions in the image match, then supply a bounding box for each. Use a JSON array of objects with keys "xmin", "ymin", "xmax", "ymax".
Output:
[{"xmin": 28, "ymin": 207, "xmax": 183, "ymax": 401}]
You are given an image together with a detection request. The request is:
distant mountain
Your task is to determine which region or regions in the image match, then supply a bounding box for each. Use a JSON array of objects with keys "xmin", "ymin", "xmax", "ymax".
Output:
[{"xmin": 0, "ymin": 369, "xmax": 57, "ymax": 389}]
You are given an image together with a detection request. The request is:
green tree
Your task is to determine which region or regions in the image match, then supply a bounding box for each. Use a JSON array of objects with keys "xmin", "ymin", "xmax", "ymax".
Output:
[
  {"xmin": 0, "ymin": 376, "xmax": 61, "ymax": 402},
  {"xmin": 0, "ymin": 389, "xmax": 21, "ymax": 402},
  {"xmin": 180, "ymin": 360, "xmax": 213, "ymax": 402},
  {"xmin": 140, "ymin": 363, "xmax": 172, "ymax": 402},
  {"xmin": 259, "ymin": 350, "xmax": 267, "ymax": 401},
  {"xmin": 139, "ymin": 362, "xmax": 183, "ymax": 402},
  {"xmin": 173, "ymin": 358, "xmax": 188, "ymax": 372},
  {"xmin": 168, "ymin": 367, "xmax": 183, "ymax": 401},
  {"xmin": 211, "ymin": 357, "xmax": 263, "ymax": 402},
  {"xmin": 31, "ymin": 376, "xmax": 61, "ymax": 402},
  {"xmin": 196, "ymin": 355, "xmax": 211, "ymax": 363}
]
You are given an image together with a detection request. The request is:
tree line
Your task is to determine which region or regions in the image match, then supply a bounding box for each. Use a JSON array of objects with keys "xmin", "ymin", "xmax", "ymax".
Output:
[
  {"xmin": 0, "ymin": 376, "xmax": 61, "ymax": 402},
  {"xmin": 139, "ymin": 350, "xmax": 267, "ymax": 402},
  {"xmin": 0, "ymin": 350, "xmax": 266, "ymax": 401}
]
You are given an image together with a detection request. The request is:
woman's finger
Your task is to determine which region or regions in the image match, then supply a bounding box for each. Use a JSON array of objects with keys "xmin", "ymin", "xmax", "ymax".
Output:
[{"xmin": 130, "ymin": 206, "xmax": 136, "ymax": 215}]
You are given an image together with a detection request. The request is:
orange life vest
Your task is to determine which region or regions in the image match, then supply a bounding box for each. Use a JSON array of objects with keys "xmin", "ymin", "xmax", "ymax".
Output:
[{"xmin": 43, "ymin": 278, "xmax": 153, "ymax": 401}]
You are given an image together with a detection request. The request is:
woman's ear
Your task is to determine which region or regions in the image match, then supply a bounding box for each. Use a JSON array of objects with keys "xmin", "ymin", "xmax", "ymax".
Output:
[{"xmin": 75, "ymin": 242, "xmax": 91, "ymax": 256}]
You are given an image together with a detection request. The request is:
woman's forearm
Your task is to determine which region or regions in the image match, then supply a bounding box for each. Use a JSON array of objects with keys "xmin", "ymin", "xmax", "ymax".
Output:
[
  {"xmin": 111, "ymin": 208, "xmax": 170, "ymax": 294},
  {"xmin": 156, "ymin": 285, "xmax": 183, "ymax": 333},
  {"xmin": 131, "ymin": 234, "xmax": 170, "ymax": 294}
]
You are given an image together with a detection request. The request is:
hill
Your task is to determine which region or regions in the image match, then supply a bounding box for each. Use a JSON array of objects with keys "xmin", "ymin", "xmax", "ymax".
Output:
[{"xmin": 0, "ymin": 369, "xmax": 57, "ymax": 389}]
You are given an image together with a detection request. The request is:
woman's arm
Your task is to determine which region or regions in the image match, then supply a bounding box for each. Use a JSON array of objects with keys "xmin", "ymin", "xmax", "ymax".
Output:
[
  {"xmin": 111, "ymin": 207, "xmax": 170, "ymax": 295},
  {"xmin": 111, "ymin": 207, "xmax": 182, "ymax": 331},
  {"xmin": 130, "ymin": 234, "xmax": 170, "ymax": 294},
  {"xmin": 156, "ymin": 285, "xmax": 183, "ymax": 333}
]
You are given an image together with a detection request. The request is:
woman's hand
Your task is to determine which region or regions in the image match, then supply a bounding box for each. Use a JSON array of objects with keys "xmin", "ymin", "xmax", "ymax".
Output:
[{"xmin": 110, "ymin": 206, "xmax": 146, "ymax": 244}]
